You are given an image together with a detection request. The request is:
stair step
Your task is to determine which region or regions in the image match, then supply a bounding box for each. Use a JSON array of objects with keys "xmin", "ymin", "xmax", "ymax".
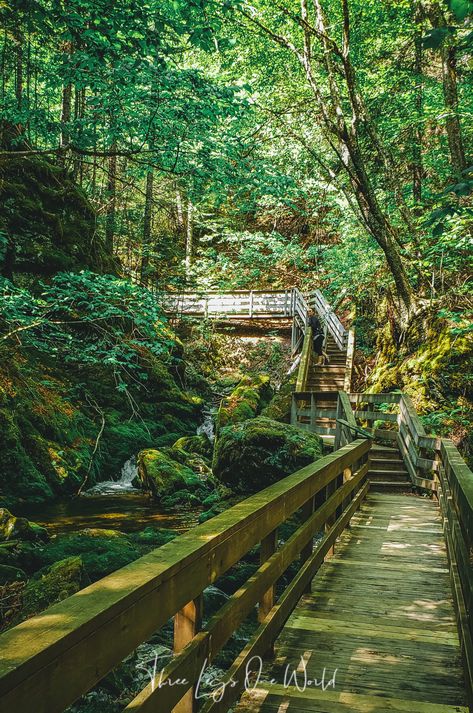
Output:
[
  {"xmin": 368, "ymin": 470, "xmax": 410, "ymax": 482},
  {"xmin": 370, "ymin": 481, "xmax": 412, "ymax": 492},
  {"xmin": 370, "ymin": 458, "xmax": 407, "ymax": 471}
]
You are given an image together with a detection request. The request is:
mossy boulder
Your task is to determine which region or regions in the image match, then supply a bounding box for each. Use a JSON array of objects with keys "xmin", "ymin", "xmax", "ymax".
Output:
[
  {"xmin": 0, "ymin": 508, "xmax": 49, "ymax": 542},
  {"xmin": 213, "ymin": 416, "xmax": 323, "ymax": 493},
  {"xmin": 138, "ymin": 449, "xmax": 202, "ymax": 500},
  {"xmin": 260, "ymin": 374, "xmax": 296, "ymax": 423},
  {"xmin": 172, "ymin": 434, "xmax": 213, "ymax": 459},
  {"xmin": 216, "ymin": 375, "xmax": 273, "ymax": 432},
  {"xmin": 0, "ymin": 153, "xmax": 115, "ymax": 280},
  {"xmin": 19, "ymin": 529, "xmax": 141, "ymax": 583},
  {"xmin": 10, "ymin": 556, "xmax": 88, "ymax": 626}
]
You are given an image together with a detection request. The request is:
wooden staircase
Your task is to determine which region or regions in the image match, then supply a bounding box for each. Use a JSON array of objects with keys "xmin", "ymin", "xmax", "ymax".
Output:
[
  {"xmin": 296, "ymin": 334, "xmax": 413, "ymax": 492},
  {"xmin": 304, "ymin": 335, "xmax": 347, "ymax": 447},
  {"xmin": 368, "ymin": 443, "xmax": 411, "ymax": 492}
]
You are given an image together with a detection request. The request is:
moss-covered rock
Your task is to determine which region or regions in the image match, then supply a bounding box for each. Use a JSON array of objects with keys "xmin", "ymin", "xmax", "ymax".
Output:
[
  {"xmin": 10, "ymin": 556, "xmax": 88, "ymax": 625},
  {"xmin": 172, "ymin": 434, "xmax": 213, "ymax": 459},
  {"xmin": 19, "ymin": 529, "xmax": 141, "ymax": 582},
  {"xmin": 138, "ymin": 449, "xmax": 202, "ymax": 500},
  {"xmin": 213, "ymin": 416, "xmax": 323, "ymax": 494},
  {"xmin": 260, "ymin": 373, "xmax": 296, "ymax": 423},
  {"xmin": 216, "ymin": 374, "xmax": 273, "ymax": 432},
  {"xmin": 0, "ymin": 153, "xmax": 115, "ymax": 280},
  {"xmin": 0, "ymin": 508, "xmax": 49, "ymax": 542}
]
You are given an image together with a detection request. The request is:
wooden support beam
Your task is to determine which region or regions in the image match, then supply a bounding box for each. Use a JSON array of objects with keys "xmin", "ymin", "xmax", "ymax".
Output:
[{"xmin": 173, "ymin": 596, "xmax": 203, "ymax": 713}]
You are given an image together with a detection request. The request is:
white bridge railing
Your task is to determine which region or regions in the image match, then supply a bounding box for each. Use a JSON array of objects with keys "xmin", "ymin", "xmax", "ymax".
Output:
[{"xmin": 161, "ymin": 288, "xmax": 348, "ymax": 353}]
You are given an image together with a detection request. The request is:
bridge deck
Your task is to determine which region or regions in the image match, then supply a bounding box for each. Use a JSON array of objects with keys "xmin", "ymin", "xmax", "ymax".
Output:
[{"xmin": 237, "ymin": 493, "xmax": 467, "ymax": 713}]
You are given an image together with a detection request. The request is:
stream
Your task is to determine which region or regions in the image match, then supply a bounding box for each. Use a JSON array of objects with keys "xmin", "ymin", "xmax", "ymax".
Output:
[
  {"xmin": 17, "ymin": 412, "xmax": 216, "ymax": 536},
  {"xmin": 18, "ymin": 455, "xmax": 198, "ymax": 534}
]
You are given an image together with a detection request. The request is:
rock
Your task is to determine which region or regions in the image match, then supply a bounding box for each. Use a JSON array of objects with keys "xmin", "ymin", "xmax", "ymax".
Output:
[
  {"xmin": 0, "ymin": 564, "xmax": 26, "ymax": 584},
  {"xmin": 213, "ymin": 416, "xmax": 323, "ymax": 494},
  {"xmin": 11, "ymin": 556, "xmax": 88, "ymax": 625},
  {"xmin": 216, "ymin": 375, "xmax": 273, "ymax": 433},
  {"xmin": 138, "ymin": 449, "xmax": 202, "ymax": 500},
  {"xmin": 260, "ymin": 374, "xmax": 296, "ymax": 423},
  {"xmin": 172, "ymin": 434, "xmax": 213, "ymax": 459},
  {"xmin": 22, "ymin": 529, "xmax": 141, "ymax": 582},
  {"xmin": 0, "ymin": 508, "xmax": 49, "ymax": 543}
]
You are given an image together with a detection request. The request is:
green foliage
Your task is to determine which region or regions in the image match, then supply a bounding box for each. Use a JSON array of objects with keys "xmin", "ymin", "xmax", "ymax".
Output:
[
  {"xmin": 1, "ymin": 271, "xmax": 174, "ymax": 385},
  {"xmin": 216, "ymin": 374, "xmax": 273, "ymax": 432}
]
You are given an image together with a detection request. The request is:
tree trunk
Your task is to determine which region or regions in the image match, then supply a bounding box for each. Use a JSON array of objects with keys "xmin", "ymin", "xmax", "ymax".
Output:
[
  {"xmin": 60, "ymin": 41, "xmax": 73, "ymax": 149},
  {"xmin": 441, "ymin": 44, "xmax": 466, "ymax": 176},
  {"xmin": 185, "ymin": 201, "xmax": 193, "ymax": 274},
  {"xmin": 105, "ymin": 144, "xmax": 117, "ymax": 255},
  {"xmin": 140, "ymin": 169, "xmax": 154, "ymax": 285},
  {"xmin": 176, "ymin": 189, "xmax": 184, "ymax": 234},
  {"xmin": 427, "ymin": 2, "xmax": 466, "ymax": 176},
  {"xmin": 15, "ymin": 30, "xmax": 23, "ymax": 114},
  {"xmin": 413, "ymin": 1, "xmax": 423, "ymax": 202}
]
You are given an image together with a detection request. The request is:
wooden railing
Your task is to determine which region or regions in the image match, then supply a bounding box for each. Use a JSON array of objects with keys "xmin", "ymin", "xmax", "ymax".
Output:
[
  {"xmin": 295, "ymin": 327, "xmax": 313, "ymax": 392},
  {"xmin": 437, "ymin": 439, "xmax": 473, "ymax": 706},
  {"xmin": 162, "ymin": 289, "xmax": 294, "ymax": 319},
  {"xmin": 0, "ymin": 440, "xmax": 371, "ymax": 713},
  {"xmin": 334, "ymin": 391, "xmax": 358, "ymax": 450},
  {"xmin": 309, "ymin": 290, "xmax": 348, "ymax": 351},
  {"xmin": 162, "ymin": 288, "xmax": 349, "ymax": 357}
]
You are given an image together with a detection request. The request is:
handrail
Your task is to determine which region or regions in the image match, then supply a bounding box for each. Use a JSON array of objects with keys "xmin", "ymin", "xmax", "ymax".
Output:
[
  {"xmin": 334, "ymin": 391, "xmax": 359, "ymax": 450},
  {"xmin": 310, "ymin": 289, "xmax": 348, "ymax": 351},
  {"xmin": 437, "ymin": 438, "xmax": 473, "ymax": 704},
  {"xmin": 295, "ymin": 327, "xmax": 313, "ymax": 392},
  {"xmin": 0, "ymin": 440, "xmax": 371, "ymax": 713}
]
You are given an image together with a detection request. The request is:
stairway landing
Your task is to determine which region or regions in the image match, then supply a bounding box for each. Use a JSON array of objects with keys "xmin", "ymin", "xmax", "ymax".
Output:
[{"xmin": 236, "ymin": 493, "xmax": 467, "ymax": 713}]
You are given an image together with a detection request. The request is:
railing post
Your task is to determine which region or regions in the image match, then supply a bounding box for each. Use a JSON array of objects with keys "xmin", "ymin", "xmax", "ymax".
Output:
[
  {"xmin": 173, "ymin": 595, "xmax": 203, "ymax": 713},
  {"xmin": 259, "ymin": 528, "xmax": 278, "ymax": 657},
  {"xmin": 249, "ymin": 290, "xmax": 254, "ymax": 318},
  {"xmin": 291, "ymin": 393, "xmax": 298, "ymax": 426},
  {"xmin": 310, "ymin": 392, "xmax": 316, "ymax": 432}
]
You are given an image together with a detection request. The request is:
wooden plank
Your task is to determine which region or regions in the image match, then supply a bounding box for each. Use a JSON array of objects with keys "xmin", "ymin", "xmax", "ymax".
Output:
[
  {"xmin": 240, "ymin": 685, "xmax": 469, "ymax": 713},
  {"xmin": 173, "ymin": 596, "xmax": 203, "ymax": 713},
  {"xmin": 343, "ymin": 328, "xmax": 355, "ymax": 391},
  {"xmin": 349, "ymin": 392, "xmax": 401, "ymax": 405},
  {"xmin": 285, "ymin": 614, "xmax": 460, "ymax": 645}
]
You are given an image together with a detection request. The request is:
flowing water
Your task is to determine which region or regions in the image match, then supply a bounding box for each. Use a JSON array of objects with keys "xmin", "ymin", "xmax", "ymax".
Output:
[
  {"xmin": 17, "ymin": 411, "xmax": 218, "ymax": 535},
  {"xmin": 197, "ymin": 409, "xmax": 216, "ymax": 442},
  {"xmin": 16, "ymin": 455, "xmax": 199, "ymax": 535},
  {"xmin": 82, "ymin": 456, "xmax": 140, "ymax": 496}
]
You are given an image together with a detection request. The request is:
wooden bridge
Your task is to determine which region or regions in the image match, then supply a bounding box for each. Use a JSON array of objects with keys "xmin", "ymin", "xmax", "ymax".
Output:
[
  {"xmin": 161, "ymin": 288, "xmax": 349, "ymax": 353},
  {"xmin": 1, "ymin": 290, "xmax": 472, "ymax": 713}
]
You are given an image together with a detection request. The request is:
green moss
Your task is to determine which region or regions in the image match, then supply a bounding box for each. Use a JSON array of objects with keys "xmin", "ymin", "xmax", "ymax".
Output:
[
  {"xmin": 138, "ymin": 448, "xmax": 202, "ymax": 500},
  {"xmin": 10, "ymin": 556, "xmax": 88, "ymax": 626},
  {"xmin": 216, "ymin": 374, "xmax": 273, "ymax": 432},
  {"xmin": 213, "ymin": 416, "xmax": 323, "ymax": 493},
  {"xmin": 0, "ymin": 508, "xmax": 48, "ymax": 542},
  {"xmin": 260, "ymin": 374, "xmax": 296, "ymax": 423},
  {"xmin": 172, "ymin": 434, "xmax": 213, "ymax": 459},
  {"xmin": 0, "ymin": 154, "xmax": 115, "ymax": 280},
  {"xmin": 25, "ymin": 529, "xmax": 141, "ymax": 582}
]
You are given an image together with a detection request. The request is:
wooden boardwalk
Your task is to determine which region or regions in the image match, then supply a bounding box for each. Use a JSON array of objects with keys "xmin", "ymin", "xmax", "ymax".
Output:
[{"xmin": 237, "ymin": 493, "xmax": 467, "ymax": 713}]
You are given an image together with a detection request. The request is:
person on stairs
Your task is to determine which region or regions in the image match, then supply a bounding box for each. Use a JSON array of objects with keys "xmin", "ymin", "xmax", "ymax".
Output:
[{"xmin": 308, "ymin": 310, "xmax": 329, "ymax": 365}]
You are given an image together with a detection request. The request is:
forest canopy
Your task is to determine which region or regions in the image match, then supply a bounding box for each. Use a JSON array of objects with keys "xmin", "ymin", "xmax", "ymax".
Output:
[{"xmin": 0, "ymin": 0, "xmax": 470, "ymax": 310}]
